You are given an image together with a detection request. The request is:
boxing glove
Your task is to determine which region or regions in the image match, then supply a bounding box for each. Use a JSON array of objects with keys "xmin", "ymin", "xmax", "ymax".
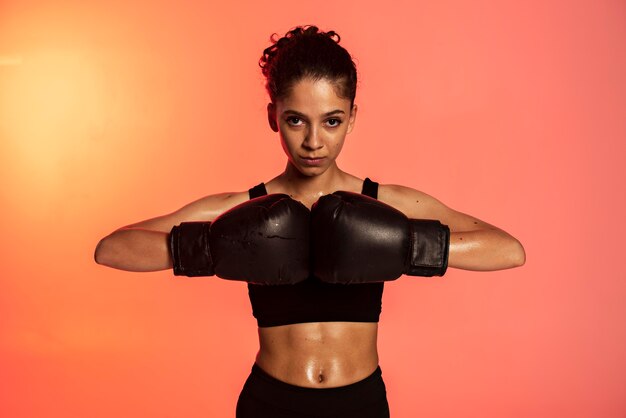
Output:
[
  {"xmin": 311, "ymin": 191, "xmax": 449, "ymax": 284},
  {"xmin": 170, "ymin": 194, "xmax": 310, "ymax": 285}
]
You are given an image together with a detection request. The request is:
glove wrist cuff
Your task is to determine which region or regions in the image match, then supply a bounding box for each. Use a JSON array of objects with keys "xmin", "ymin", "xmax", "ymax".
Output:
[
  {"xmin": 407, "ymin": 220, "xmax": 450, "ymax": 276},
  {"xmin": 170, "ymin": 222, "xmax": 215, "ymax": 277}
]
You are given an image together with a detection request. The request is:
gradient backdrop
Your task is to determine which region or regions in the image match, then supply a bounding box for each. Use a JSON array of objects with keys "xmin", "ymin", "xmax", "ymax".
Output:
[{"xmin": 1, "ymin": 0, "xmax": 625, "ymax": 417}]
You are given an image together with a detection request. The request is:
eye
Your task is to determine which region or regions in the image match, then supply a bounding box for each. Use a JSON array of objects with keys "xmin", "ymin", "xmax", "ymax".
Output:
[
  {"xmin": 286, "ymin": 116, "xmax": 304, "ymax": 126},
  {"xmin": 326, "ymin": 118, "xmax": 342, "ymax": 127}
]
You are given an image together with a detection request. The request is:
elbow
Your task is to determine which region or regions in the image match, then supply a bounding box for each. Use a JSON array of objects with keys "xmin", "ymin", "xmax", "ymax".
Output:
[
  {"xmin": 508, "ymin": 238, "xmax": 526, "ymax": 268},
  {"xmin": 94, "ymin": 235, "xmax": 112, "ymax": 266},
  {"xmin": 94, "ymin": 237, "xmax": 105, "ymax": 265}
]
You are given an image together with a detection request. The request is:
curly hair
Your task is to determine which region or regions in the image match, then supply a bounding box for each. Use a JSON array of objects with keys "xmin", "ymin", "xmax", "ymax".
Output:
[{"xmin": 259, "ymin": 25, "xmax": 357, "ymax": 105}]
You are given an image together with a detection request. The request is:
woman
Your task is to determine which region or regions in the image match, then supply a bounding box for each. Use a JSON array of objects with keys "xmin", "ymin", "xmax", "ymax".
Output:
[{"xmin": 95, "ymin": 26, "xmax": 525, "ymax": 417}]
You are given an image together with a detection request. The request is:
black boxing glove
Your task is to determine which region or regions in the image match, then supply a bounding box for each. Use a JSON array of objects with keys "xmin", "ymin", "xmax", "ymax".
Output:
[
  {"xmin": 170, "ymin": 194, "xmax": 310, "ymax": 285},
  {"xmin": 311, "ymin": 191, "xmax": 449, "ymax": 284}
]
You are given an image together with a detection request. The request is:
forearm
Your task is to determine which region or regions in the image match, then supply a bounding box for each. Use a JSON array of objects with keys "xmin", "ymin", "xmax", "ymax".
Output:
[
  {"xmin": 94, "ymin": 228, "xmax": 172, "ymax": 272},
  {"xmin": 447, "ymin": 229, "xmax": 525, "ymax": 271}
]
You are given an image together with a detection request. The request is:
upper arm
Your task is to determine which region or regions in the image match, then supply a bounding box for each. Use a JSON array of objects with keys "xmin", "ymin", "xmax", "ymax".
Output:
[
  {"xmin": 118, "ymin": 191, "xmax": 250, "ymax": 233},
  {"xmin": 378, "ymin": 184, "xmax": 498, "ymax": 233},
  {"xmin": 378, "ymin": 184, "xmax": 525, "ymax": 268}
]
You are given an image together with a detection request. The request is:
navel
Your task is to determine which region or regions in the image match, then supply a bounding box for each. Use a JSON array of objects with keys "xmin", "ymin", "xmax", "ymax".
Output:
[{"xmin": 318, "ymin": 373, "xmax": 325, "ymax": 383}]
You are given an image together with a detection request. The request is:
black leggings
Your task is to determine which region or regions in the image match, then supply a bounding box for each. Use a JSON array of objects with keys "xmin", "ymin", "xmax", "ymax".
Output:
[{"xmin": 236, "ymin": 363, "xmax": 390, "ymax": 418}]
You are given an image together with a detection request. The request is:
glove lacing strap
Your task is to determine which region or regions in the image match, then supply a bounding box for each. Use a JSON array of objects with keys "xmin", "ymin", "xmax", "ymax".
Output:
[
  {"xmin": 170, "ymin": 222, "xmax": 215, "ymax": 277},
  {"xmin": 406, "ymin": 220, "xmax": 450, "ymax": 277}
]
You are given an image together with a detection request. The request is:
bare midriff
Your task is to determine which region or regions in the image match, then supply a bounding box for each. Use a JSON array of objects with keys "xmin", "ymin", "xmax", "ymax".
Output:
[{"xmin": 255, "ymin": 321, "xmax": 379, "ymax": 388}]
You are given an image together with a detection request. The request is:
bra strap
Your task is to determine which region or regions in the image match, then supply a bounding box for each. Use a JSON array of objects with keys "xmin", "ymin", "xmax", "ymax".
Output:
[
  {"xmin": 248, "ymin": 183, "xmax": 268, "ymax": 199},
  {"xmin": 361, "ymin": 177, "xmax": 379, "ymax": 199}
]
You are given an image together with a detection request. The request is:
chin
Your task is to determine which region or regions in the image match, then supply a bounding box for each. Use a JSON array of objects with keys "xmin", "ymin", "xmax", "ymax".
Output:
[
  {"xmin": 298, "ymin": 168, "xmax": 325, "ymax": 177},
  {"xmin": 295, "ymin": 165, "xmax": 328, "ymax": 177}
]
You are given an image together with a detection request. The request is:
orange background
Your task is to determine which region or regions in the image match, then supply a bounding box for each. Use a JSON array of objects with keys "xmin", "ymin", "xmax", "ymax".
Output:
[{"xmin": 1, "ymin": 1, "xmax": 625, "ymax": 417}]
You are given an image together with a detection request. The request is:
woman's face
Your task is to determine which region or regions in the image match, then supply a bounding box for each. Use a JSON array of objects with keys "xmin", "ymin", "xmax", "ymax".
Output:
[{"xmin": 268, "ymin": 77, "xmax": 357, "ymax": 177}]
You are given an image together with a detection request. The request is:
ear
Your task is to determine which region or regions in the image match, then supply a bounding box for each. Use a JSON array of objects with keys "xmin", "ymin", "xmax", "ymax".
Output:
[
  {"xmin": 346, "ymin": 104, "xmax": 358, "ymax": 134},
  {"xmin": 267, "ymin": 103, "xmax": 278, "ymax": 132}
]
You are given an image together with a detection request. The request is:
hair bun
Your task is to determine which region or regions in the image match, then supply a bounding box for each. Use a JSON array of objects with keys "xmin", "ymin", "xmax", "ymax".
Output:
[
  {"xmin": 259, "ymin": 25, "xmax": 357, "ymax": 105},
  {"xmin": 259, "ymin": 25, "xmax": 342, "ymax": 76}
]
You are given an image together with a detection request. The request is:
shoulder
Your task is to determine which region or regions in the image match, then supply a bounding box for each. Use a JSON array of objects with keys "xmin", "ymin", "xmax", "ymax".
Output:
[
  {"xmin": 377, "ymin": 183, "xmax": 449, "ymax": 220},
  {"xmin": 377, "ymin": 183, "xmax": 497, "ymax": 232},
  {"xmin": 177, "ymin": 190, "xmax": 251, "ymax": 221},
  {"xmin": 121, "ymin": 190, "xmax": 250, "ymax": 232}
]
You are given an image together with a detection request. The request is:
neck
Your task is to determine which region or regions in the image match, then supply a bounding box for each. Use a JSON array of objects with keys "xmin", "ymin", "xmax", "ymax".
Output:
[{"xmin": 279, "ymin": 161, "xmax": 346, "ymax": 199}]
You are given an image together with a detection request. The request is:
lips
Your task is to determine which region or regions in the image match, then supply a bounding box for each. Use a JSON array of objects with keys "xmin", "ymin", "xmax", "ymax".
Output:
[{"xmin": 299, "ymin": 156, "xmax": 326, "ymax": 166}]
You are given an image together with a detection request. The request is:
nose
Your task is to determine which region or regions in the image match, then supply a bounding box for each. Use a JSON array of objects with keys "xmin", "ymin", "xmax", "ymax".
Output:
[{"xmin": 303, "ymin": 126, "xmax": 323, "ymax": 150}]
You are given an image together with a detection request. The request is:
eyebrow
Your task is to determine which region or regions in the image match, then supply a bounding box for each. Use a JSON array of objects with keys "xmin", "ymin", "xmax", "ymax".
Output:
[{"xmin": 282, "ymin": 109, "xmax": 346, "ymax": 117}]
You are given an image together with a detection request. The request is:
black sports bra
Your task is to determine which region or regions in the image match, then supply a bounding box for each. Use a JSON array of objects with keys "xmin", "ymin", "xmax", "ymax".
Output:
[{"xmin": 247, "ymin": 178, "xmax": 384, "ymax": 327}]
